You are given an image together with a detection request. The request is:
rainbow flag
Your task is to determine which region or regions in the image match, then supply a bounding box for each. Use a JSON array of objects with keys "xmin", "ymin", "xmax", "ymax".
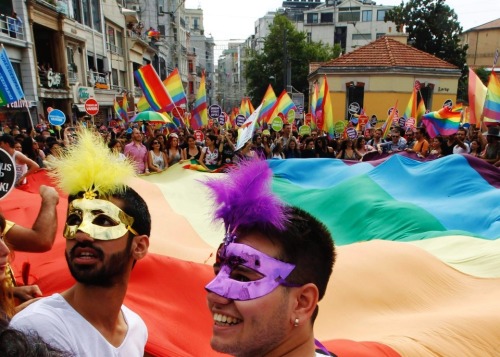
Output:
[
  {"xmin": 316, "ymin": 79, "xmax": 325, "ymax": 116},
  {"xmin": 191, "ymin": 72, "xmax": 208, "ymax": 129},
  {"xmin": 265, "ymin": 90, "xmax": 297, "ymax": 124},
  {"xmin": 468, "ymin": 68, "xmax": 487, "ymax": 125},
  {"xmin": 310, "ymin": 83, "xmax": 319, "ymax": 130},
  {"xmin": 137, "ymin": 96, "xmax": 150, "ymax": 113},
  {"xmin": 422, "ymin": 105, "xmax": 462, "ymax": 138},
  {"xmin": 402, "ymin": 87, "xmax": 418, "ymax": 123},
  {"xmin": 483, "ymin": 71, "xmax": 500, "ymax": 126},
  {"xmin": 248, "ymin": 98, "xmax": 255, "ymax": 114},
  {"xmin": 0, "ymin": 47, "xmax": 24, "ymax": 107},
  {"xmin": 164, "ymin": 68, "xmax": 187, "ymax": 107},
  {"xmin": 382, "ymin": 100, "xmax": 399, "ymax": 139},
  {"xmin": 134, "ymin": 64, "xmax": 174, "ymax": 112},
  {"xmin": 239, "ymin": 97, "xmax": 250, "ymax": 118},
  {"xmin": 113, "ymin": 98, "xmax": 128, "ymax": 121},
  {"xmin": 416, "ymin": 98, "xmax": 426, "ymax": 126},
  {"xmin": 258, "ymin": 85, "xmax": 277, "ymax": 123},
  {"xmin": 321, "ymin": 76, "xmax": 334, "ymax": 138},
  {"xmin": 121, "ymin": 95, "xmax": 129, "ymax": 121}
]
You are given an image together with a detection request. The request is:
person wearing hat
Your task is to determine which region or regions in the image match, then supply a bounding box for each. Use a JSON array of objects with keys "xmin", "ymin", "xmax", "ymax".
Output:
[
  {"xmin": 481, "ymin": 126, "xmax": 500, "ymax": 166},
  {"xmin": 204, "ymin": 160, "xmax": 337, "ymax": 356},
  {"xmin": 11, "ymin": 130, "xmax": 151, "ymax": 356}
]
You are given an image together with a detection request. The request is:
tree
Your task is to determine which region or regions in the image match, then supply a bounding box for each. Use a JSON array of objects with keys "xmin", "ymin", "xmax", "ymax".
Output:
[
  {"xmin": 245, "ymin": 15, "xmax": 341, "ymax": 106},
  {"xmin": 385, "ymin": 0, "xmax": 468, "ymax": 98}
]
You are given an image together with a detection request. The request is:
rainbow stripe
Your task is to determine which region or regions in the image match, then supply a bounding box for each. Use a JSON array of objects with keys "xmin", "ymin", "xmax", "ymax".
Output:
[
  {"xmin": 382, "ymin": 100, "xmax": 399, "ymax": 139},
  {"xmin": 134, "ymin": 64, "xmax": 174, "ymax": 112},
  {"xmin": 266, "ymin": 90, "xmax": 296, "ymax": 124},
  {"xmin": 321, "ymin": 76, "xmax": 334, "ymax": 138},
  {"xmin": 258, "ymin": 85, "xmax": 277, "ymax": 123},
  {"xmin": 316, "ymin": 80, "xmax": 325, "ymax": 116},
  {"xmin": 422, "ymin": 105, "xmax": 462, "ymax": 138},
  {"xmin": 310, "ymin": 83, "xmax": 318, "ymax": 130},
  {"xmin": 191, "ymin": 72, "xmax": 208, "ymax": 129},
  {"xmin": 164, "ymin": 68, "xmax": 187, "ymax": 107},
  {"xmin": 239, "ymin": 97, "xmax": 250, "ymax": 118},
  {"xmin": 402, "ymin": 88, "xmax": 417, "ymax": 122},
  {"xmin": 468, "ymin": 68, "xmax": 488, "ymax": 125},
  {"xmin": 483, "ymin": 71, "xmax": 500, "ymax": 125},
  {"xmin": 113, "ymin": 98, "xmax": 128, "ymax": 121}
]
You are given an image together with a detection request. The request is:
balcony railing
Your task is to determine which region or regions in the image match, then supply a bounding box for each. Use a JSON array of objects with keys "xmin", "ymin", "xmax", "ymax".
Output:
[{"xmin": 0, "ymin": 14, "xmax": 25, "ymax": 40}]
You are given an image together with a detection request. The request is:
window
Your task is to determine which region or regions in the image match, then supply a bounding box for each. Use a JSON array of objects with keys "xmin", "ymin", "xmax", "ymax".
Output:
[
  {"xmin": 306, "ymin": 13, "xmax": 319, "ymax": 24},
  {"xmin": 321, "ymin": 12, "xmax": 333, "ymax": 23},
  {"xmin": 362, "ymin": 10, "xmax": 372, "ymax": 22},
  {"xmin": 193, "ymin": 18, "xmax": 199, "ymax": 30},
  {"xmin": 377, "ymin": 10, "xmax": 386, "ymax": 21},
  {"xmin": 352, "ymin": 33, "xmax": 371, "ymax": 41},
  {"xmin": 189, "ymin": 81, "xmax": 194, "ymax": 94},
  {"xmin": 376, "ymin": 33, "xmax": 385, "ymax": 39},
  {"xmin": 345, "ymin": 82, "xmax": 365, "ymax": 119},
  {"xmin": 307, "ymin": 32, "xmax": 312, "ymax": 43},
  {"xmin": 188, "ymin": 60, "xmax": 194, "ymax": 74},
  {"xmin": 338, "ymin": 11, "xmax": 360, "ymax": 22}
]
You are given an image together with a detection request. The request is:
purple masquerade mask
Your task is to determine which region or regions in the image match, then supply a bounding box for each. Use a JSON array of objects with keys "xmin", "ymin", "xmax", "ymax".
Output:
[{"xmin": 205, "ymin": 242, "xmax": 297, "ymax": 301}]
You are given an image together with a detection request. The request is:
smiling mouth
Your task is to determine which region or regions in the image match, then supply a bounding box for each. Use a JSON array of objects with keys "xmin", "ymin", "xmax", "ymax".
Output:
[{"xmin": 213, "ymin": 313, "xmax": 242, "ymax": 326}]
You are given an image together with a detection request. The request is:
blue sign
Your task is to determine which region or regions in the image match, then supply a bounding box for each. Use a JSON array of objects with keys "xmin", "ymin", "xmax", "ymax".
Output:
[{"xmin": 48, "ymin": 109, "xmax": 66, "ymax": 126}]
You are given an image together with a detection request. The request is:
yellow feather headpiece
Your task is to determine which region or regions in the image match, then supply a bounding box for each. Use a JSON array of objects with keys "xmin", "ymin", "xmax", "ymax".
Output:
[{"xmin": 48, "ymin": 129, "xmax": 135, "ymax": 198}]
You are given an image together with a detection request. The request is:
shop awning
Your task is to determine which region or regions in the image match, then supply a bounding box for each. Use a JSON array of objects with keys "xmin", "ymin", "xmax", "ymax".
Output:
[
  {"xmin": 73, "ymin": 104, "xmax": 86, "ymax": 112},
  {"xmin": 122, "ymin": 8, "xmax": 139, "ymax": 24}
]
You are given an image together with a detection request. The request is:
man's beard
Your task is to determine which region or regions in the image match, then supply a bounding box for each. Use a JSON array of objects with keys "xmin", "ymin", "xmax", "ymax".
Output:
[{"xmin": 65, "ymin": 237, "xmax": 132, "ymax": 287}]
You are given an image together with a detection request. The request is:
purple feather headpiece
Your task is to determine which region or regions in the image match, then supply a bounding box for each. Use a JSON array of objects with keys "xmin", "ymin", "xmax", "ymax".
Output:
[{"xmin": 203, "ymin": 159, "xmax": 290, "ymax": 245}]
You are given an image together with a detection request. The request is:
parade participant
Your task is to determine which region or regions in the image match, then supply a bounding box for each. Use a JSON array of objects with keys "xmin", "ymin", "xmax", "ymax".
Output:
[
  {"xmin": 204, "ymin": 160, "xmax": 336, "ymax": 357},
  {"xmin": 166, "ymin": 133, "xmax": 182, "ymax": 166},
  {"xmin": 406, "ymin": 127, "xmax": 429, "ymax": 158},
  {"xmin": 0, "ymin": 134, "xmax": 39, "ymax": 186},
  {"xmin": 480, "ymin": 126, "xmax": 499, "ymax": 166},
  {"xmin": 377, "ymin": 128, "xmax": 407, "ymax": 153},
  {"xmin": 147, "ymin": 138, "xmax": 168, "ymax": 172},
  {"xmin": 11, "ymin": 130, "xmax": 151, "ymax": 356},
  {"xmin": 452, "ymin": 127, "xmax": 470, "ymax": 154},
  {"xmin": 182, "ymin": 135, "xmax": 202, "ymax": 161},
  {"xmin": 124, "ymin": 128, "xmax": 148, "ymax": 174},
  {"xmin": 199, "ymin": 134, "xmax": 220, "ymax": 171}
]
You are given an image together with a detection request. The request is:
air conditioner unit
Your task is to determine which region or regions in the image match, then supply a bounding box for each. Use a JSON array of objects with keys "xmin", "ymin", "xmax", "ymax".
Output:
[{"xmin": 131, "ymin": 5, "xmax": 140, "ymax": 12}]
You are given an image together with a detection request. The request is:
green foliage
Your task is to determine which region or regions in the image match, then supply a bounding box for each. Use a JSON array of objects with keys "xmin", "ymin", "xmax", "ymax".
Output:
[
  {"xmin": 245, "ymin": 15, "xmax": 340, "ymax": 106},
  {"xmin": 385, "ymin": 0, "xmax": 468, "ymax": 98}
]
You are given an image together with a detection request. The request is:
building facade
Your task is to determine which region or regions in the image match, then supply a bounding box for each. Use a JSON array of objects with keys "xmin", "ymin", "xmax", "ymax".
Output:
[
  {"xmin": 308, "ymin": 36, "xmax": 461, "ymax": 123},
  {"xmin": 460, "ymin": 18, "xmax": 500, "ymax": 71}
]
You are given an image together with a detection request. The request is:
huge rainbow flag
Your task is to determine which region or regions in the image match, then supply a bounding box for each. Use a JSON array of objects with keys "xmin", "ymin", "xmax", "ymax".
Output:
[{"xmin": 5, "ymin": 153, "xmax": 500, "ymax": 356}]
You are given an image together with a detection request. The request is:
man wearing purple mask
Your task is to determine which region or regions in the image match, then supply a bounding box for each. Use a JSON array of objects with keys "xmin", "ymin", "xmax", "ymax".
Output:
[
  {"xmin": 204, "ymin": 160, "xmax": 337, "ymax": 357},
  {"xmin": 11, "ymin": 130, "xmax": 151, "ymax": 356}
]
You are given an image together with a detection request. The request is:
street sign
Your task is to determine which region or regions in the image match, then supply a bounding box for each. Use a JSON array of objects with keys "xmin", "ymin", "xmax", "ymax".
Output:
[
  {"xmin": 84, "ymin": 98, "xmax": 99, "ymax": 116},
  {"xmin": 47, "ymin": 109, "xmax": 66, "ymax": 126},
  {"xmin": 172, "ymin": 106, "xmax": 185, "ymax": 118},
  {"xmin": 208, "ymin": 104, "xmax": 222, "ymax": 119}
]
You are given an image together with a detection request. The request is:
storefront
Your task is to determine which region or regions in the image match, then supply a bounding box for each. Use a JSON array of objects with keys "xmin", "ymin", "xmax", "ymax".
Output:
[{"xmin": 0, "ymin": 99, "xmax": 37, "ymax": 131}]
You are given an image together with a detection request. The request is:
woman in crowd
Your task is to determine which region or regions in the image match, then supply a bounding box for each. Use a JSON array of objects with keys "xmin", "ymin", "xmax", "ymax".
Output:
[
  {"xmin": 284, "ymin": 137, "xmax": 301, "ymax": 158},
  {"xmin": 199, "ymin": 134, "xmax": 220, "ymax": 171},
  {"xmin": 236, "ymin": 141, "xmax": 257, "ymax": 161},
  {"xmin": 301, "ymin": 137, "xmax": 316, "ymax": 158},
  {"xmin": 182, "ymin": 135, "xmax": 202, "ymax": 161},
  {"xmin": 271, "ymin": 141, "xmax": 285, "ymax": 159},
  {"xmin": 429, "ymin": 136, "xmax": 443, "ymax": 158},
  {"xmin": 21, "ymin": 137, "xmax": 45, "ymax": 168},
  {"xmin": 166, "ymin": 133, "xmax": 182, "ymax": 166},
  {"xmin": 315, "ymin": 136, "xmax": 335, "ymax": 158},
  {"xmin": 469, "ymin": 139, "xmax": 482, "ymax": 157},
  {"xmin": 354, "ymin": 136, "xmax": 375, "ymax": 159},
  {"xmin": 43, "ymin": 141, "xmax": 63, "ymax": 169},
  {"xmin": 108, "ymin": 138, "xmax": 126, "ymax": 162},
  {"xmin": 336, "ymin": 138, "xmax": 359, "ymax": 160},
  {"xmin": 147, "ymin": 138, "xmax": 168, "ymax": 172},
  {"xmin": 261, "ymin": 133, "xmax": 272, "ymax": 159}
]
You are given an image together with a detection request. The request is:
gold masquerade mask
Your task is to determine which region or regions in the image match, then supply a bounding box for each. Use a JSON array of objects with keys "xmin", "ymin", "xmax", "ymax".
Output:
[{"xmin": 63, "ymin": 198, "xmax": 138, "ymax": 241}]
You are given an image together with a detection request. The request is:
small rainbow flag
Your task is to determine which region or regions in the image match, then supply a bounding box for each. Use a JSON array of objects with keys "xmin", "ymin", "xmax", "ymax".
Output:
[
  {"xmin": 191, "ymin": 72, "xmax": 208, "ymax": 129},
  {"xmin": 134, "ymin": 64, "xmax": 174, "ymax": 112},
  {"xmin": 382, "ymin": 100, "xmax": 399, "ymax": 139},
  {"xmin": 421, "ymin": 105, "xmax": 462, "ymax": 138},
  {"xmin": 310, "ymin": 83, "xmax": 319, "ymax": 129},
  {"xmin": 265, "ymin": 90, "xmax": 296, "ymax": 124},
  {"xmin": 164, "ymin": 68, "xmax": 187, "ymax": 107},
  {"xmin": 483, "ymin": 71, "xmax": 500, "ymax": 126},
  {"xmin": 468, "ymin": 68, "xmax": 487, "ymax": 125},
  {"xmin": 316, "ymin": 80, "xmax": 325, "ymax": 118},
  {"xmin": 321, "ymin": 76, "xmax": 334, "ymax": 138},
  {"xmin": 258, "ymin": 85, "xmax": 277, "ymax": 123},
  {"xmin": 239, "ymin": 97, "xmax": 251, "ymax": 118},
  {"xmin": 121, "ymin": 95, "xmax": 129, "ymax": 121},
  {"xmin": 113, "ymin": 98, "xmax": 128, "ymax": 121}
]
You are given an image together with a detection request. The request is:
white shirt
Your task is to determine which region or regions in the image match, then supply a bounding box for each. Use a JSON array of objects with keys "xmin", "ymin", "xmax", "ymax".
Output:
[
  {"xmin": 453, "ymin": 142, "xmax": 470, "ymax": 154},
  {"xmin": 10, "ymin": 293, "xmax": 148, "ymax": 357}
]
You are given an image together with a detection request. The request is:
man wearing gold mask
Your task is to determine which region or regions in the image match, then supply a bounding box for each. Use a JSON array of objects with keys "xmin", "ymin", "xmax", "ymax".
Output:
[{"xmin": 11, "ymin": 130, "xmax": 151, "ymax": 356}]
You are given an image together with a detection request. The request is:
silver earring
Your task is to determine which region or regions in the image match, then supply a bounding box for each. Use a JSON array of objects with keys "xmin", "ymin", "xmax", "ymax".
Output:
[{"xmin": 294, "ymin": 318, "xmax": 299, "ymax": 327}]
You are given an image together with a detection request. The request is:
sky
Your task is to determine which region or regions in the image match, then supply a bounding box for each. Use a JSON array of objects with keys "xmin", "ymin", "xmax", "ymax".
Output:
[{"xmin": 185, "ymin": 0, "xmax": 500, "ymax": 54}]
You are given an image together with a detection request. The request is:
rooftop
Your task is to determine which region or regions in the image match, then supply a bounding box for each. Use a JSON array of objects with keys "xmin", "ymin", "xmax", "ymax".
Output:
[{"xmin": 317, "ymin": 36, "xmax": 458, "ymax": 70}]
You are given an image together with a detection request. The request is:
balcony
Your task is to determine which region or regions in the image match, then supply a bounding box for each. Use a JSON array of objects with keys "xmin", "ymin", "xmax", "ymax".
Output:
[{"xmin": 0, "ymin": 14, "xmax": 25, "ymax": 41}]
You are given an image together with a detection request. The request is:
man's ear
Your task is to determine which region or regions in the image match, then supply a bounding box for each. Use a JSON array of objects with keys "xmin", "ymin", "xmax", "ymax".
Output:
[
  {"xmin": 131, "ymin": 235, "xmax": 149, "ymax": 261},
  {"xmin": 292, "ymin": 283, "xmax": 319, "ymax": 322}
]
